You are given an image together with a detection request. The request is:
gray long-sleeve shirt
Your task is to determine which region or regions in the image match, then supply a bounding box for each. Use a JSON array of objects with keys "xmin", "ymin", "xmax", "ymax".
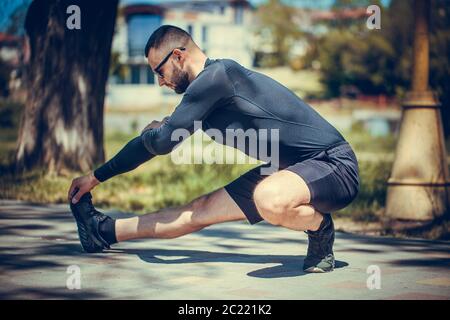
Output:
[
  {"xmin": 141, "ymin": 58, "xmax": 345, "ymax": 157},
  {"xmin": 94, "ymin": 58, "xmax": 347, "ymax": 182}
]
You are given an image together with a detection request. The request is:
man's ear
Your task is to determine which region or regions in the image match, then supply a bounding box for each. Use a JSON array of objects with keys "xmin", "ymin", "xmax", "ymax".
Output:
[{"xmin": 173, "ymin": 51, "xmax": 185, "ymax": 67}]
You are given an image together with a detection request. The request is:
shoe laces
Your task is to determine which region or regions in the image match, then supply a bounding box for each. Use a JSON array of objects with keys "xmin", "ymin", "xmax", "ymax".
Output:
[
  {"xmin": 84, "ymin": 201, "xmax": 97, "ymax": 216},
  {"xmin": 77, "ymin": 198, "xmax": 100, "ymax": 219},
  {"xmin": 95, "ymin": 213, "xmax": 108, "ymax": 223}
]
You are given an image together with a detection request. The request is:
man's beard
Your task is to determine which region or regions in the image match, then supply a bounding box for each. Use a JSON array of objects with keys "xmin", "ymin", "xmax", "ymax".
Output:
[{"xmin": 172, "ymin": 66, "xmax": 190, "ymax": 94}]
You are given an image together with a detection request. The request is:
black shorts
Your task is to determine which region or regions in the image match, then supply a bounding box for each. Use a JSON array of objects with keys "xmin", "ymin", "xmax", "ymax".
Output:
[{"xmin": 224, "ymin": 141, "xmax": 360, "ymax": 224}]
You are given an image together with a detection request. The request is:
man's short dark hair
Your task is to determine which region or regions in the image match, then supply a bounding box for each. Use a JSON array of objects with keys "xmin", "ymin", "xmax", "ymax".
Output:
[{"xmin": 144, "ymin": 25, "xmax": 192, "ymax": 58}]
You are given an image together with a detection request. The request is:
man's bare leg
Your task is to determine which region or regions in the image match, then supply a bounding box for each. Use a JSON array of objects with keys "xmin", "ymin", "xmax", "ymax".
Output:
[
  {"xmin": 115, "ymin": 188, "xmax": 247, "ymax": 242},
  {"xmin": 252, "ymin": 170, "xmax": 335, "ymax": 273},
  {"xmin": 253, "ymin": 170, "xmax": 325, "ymax": 231}
]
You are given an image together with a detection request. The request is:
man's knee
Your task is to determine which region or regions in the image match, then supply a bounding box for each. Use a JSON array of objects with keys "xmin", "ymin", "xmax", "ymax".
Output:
[
  {"xmin": 253, "ymin": 172, "xmax": 311, "ymax": 225},
  {"xmin": 254, "ymin": 182, "xmax": 293, "ymax": 225}
]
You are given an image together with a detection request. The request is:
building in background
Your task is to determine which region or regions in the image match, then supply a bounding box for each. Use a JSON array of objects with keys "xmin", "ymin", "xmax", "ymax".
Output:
[{"xmin": 106, "ymin": 0, "xmax": 255, "ymax": 109}]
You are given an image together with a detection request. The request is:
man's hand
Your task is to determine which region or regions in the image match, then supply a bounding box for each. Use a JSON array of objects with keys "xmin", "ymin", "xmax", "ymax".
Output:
[
  {"xmin": 141, "ymin": 116, "xmax": 169, "ymax": 134},
  {"xmin": 68, "ymin": 172, "xmax": 100, "ymax": 204}
]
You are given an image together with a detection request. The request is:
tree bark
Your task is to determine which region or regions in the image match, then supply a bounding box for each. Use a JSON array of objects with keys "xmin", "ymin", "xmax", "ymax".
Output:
[{"xmin": 15, "ymin": 0, "xmax": 118, "ymax": 174}]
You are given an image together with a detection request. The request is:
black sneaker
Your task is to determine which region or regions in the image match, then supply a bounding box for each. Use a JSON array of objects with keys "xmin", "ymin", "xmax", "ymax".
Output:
[
  {"xmin": 69, "ymin": 192, "xmax": 110, "ymax": 253},
  {"xmin": 303, "ymin": 213, "xmax": 335, "ymax": 273}
]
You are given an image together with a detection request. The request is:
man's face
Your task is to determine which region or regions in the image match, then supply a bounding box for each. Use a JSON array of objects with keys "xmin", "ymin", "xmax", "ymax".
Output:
[{"xmin": 148, "ymin": 47, "xmax": 190, "ymax": 94}]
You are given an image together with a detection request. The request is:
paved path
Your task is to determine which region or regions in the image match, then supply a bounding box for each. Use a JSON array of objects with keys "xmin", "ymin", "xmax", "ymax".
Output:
[{"xmin": 0, "ymin": 200, "xmax": 449, "ymax": 299}]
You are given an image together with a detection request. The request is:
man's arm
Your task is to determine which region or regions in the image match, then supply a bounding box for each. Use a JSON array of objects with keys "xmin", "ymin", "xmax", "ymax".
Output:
[
  {"xmin": 68, "ymin": 136, "xmax": 156, "ymax": 204},
  {"xmin": 141, "ymin": 61, "xmax": 234, "ymax": 155},
  {"xmin": 93, "ymin": 136, "xmax": 155, "ymax": 182}
]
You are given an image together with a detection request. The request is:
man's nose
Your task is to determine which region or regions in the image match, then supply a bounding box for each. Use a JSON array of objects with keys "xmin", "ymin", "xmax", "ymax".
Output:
[{"xmin": 157, "ymin": 77, "xmax": 165, "ymax": 87}]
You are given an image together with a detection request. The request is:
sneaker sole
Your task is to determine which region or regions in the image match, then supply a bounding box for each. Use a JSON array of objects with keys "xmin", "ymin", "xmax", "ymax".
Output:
[{"xmin": 303, "ymin": 266, "xmax": 334, "ymax": 273}]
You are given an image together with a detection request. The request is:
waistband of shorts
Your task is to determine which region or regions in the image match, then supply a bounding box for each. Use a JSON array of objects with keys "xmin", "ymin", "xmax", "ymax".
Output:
[{"xmin": 325, "ymin": 141, "xmax": 351, "ymax": 155}]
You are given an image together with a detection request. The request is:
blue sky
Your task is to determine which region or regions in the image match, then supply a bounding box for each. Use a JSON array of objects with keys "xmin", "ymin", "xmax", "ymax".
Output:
[{"xmin": 0, "ymin": 0, "xmax": 31, "ymax": 33}]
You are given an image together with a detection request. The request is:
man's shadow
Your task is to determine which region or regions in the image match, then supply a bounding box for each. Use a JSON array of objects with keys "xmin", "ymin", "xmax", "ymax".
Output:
[{"xmin": 116, "ymin": 248, "xmax": 349, "ymax": 278}]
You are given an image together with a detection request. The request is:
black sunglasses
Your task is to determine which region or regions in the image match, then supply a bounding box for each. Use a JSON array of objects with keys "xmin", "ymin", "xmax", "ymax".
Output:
[{"xmin": 154, "ymin": 47, "xmax": 186, "ymax": 78}]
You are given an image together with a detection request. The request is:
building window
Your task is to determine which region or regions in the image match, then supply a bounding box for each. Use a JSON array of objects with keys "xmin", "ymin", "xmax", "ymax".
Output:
[
  {"xmin": 187, "ymin": 24, "xmax": 193, "ymax": 36},
  {"xmin": 127, "ymin": 14, "xmax": 162, "ymax": 57},
  {"xmin": 131, "ymin": 65, "xmax": 140, "ymax": 84},
  {"xmin": 147, "ymin": 68, "xmax": 155, "ymax": 84},
  {"xmin": 234, "ymin": 6, "xmax": 243, "ymax": 25},
  {"xmin": 219, "ymin": 6, "xmax": 225, "ymax": 15},
  {"xmin": 202, "ymin": 25, "xmax": 208, "ymax": 43},
  {"xmin": 130, "ymin": 65, "xmax": 154, "ymax": 84}
]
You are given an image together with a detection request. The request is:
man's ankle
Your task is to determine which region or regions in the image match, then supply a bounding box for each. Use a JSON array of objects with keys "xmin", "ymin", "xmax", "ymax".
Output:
[
  {"xmin": 307, "ymin": 213, "xmax": 330, "ymax": 233},
  {"xmin": 99, "ymin": 216, "xmax": 118, "ymax": 245}
]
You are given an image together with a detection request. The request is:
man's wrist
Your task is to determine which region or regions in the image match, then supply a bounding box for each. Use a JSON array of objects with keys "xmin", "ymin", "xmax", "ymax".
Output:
[{"xmin": 90, "ymin": 171, "xmax": 101, "ymax": 186}]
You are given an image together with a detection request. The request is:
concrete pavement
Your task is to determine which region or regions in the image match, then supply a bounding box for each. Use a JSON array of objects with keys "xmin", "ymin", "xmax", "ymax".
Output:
[{"xmin": 0, "ymin": 200, "xmax": 449, "ymax": 299}]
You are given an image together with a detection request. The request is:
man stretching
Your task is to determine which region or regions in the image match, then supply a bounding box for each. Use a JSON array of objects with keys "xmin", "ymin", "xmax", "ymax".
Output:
[{"xmin": 68, "ymin": 25, "xmax": 360, "ymax": 273}]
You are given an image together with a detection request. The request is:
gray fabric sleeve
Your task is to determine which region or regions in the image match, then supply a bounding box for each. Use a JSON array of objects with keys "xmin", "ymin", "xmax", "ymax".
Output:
[{"xmin": 140, "ymin": 62, "xmax": 234, "ymax": 155}]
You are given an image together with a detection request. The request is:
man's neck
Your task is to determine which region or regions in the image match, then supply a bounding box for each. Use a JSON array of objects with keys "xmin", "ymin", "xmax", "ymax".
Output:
[{"xmin": 189, "ymin": 54, "xmax": 208, "ymax": 82}]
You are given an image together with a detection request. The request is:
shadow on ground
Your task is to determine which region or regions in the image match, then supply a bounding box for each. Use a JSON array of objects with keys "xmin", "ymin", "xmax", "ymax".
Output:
[{"xmin": 115, "ymin": 248, "xmax": 349, "ymax": 278}]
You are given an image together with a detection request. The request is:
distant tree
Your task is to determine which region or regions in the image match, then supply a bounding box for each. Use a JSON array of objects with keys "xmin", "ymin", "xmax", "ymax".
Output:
[
  {"xmin": 381, "ymin": 0, "xmax": 414, "ymax": 96},
  {"xmin": 316, "ymin": 28, "xmax": 395, "ymax": 97},
  {"xmin": 330, "ymin": 0, "xmax": 375, "ymax": 30},
  {"xmin": 429, "ymin": 0, "xmax": 450, "ymax": 138},
  {"xmin": 15, "ymin": 0, "xmax": 118, "ymax": 174},
  {"xmin": 313, "ymin": 0, "xmax": 449, "ymax": 138},
  {"xmin": 255, "ymin": 0, "xmax": 303, "ymax": 67}
]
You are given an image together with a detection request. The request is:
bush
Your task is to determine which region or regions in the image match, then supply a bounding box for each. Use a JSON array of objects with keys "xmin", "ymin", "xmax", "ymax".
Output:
[{"xmin": 335, "ymin": 160, "xmax": 392, "ymax": 221}]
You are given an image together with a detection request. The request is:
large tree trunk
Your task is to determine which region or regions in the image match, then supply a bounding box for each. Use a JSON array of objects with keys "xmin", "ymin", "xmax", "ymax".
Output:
[{"xmin": 15, "ymin": 0, "xmax": 118, "ymax": 174}]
